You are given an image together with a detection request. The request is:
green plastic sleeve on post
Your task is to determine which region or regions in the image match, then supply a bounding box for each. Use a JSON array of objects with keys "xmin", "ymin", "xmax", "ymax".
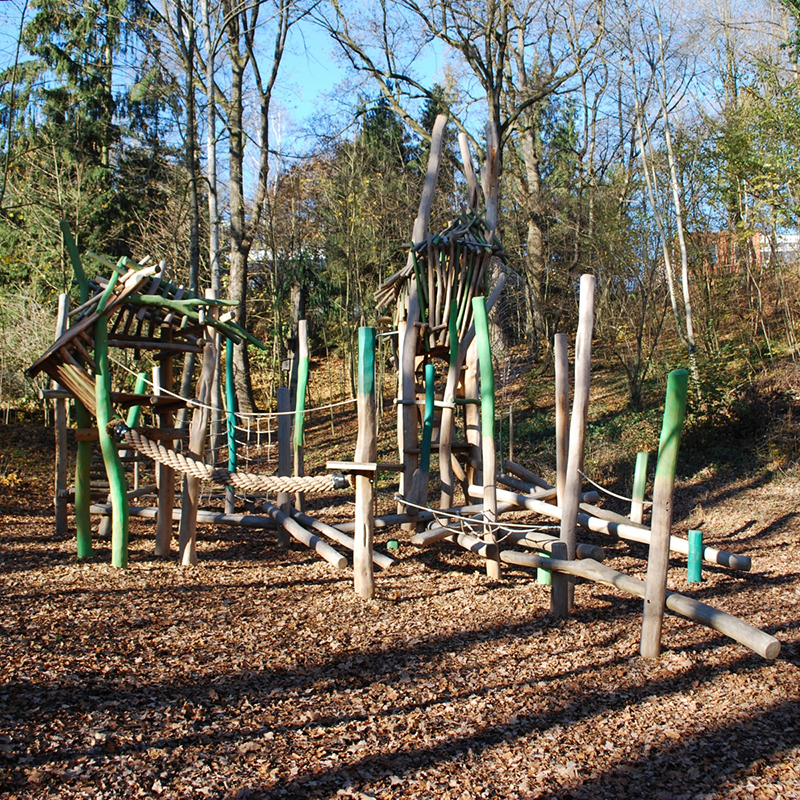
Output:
[
  {"xmin": 125, "ymin": 373, "xmax": 148, "ymax": 429},
  {"xmin": 537, "ymin": 551, "xmax": 552, "ymax": 586},
  {"xmin": 471, "ymin": 296, "xmax": 495, "ymax": 441},
  {"xmin": 420, "ymin": 363, "xmax": 435, "ymax": 475},
  {"xmin": 655, "ymin": 369, "xmax": 689, "ymax": 483},
  {"xmin": 293, "ymin": 348, "xmax": 310, "ymax": 452},
  {"xmin": 226, "ymin": 338, "xmax": 238, "ymax": 472},
  {"xmin": 357, "ymin": 326, "xmax": 375, "ymax": 398},
  {"xmin": 94, "ymin": 314, "xmax": 130, "ymax": 569},
  {"xmin": 688, "ymin": 529, "xmax": 703, "ymax": 584}
]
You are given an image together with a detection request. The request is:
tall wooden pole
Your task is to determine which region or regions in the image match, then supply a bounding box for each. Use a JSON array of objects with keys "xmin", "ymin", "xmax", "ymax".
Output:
[
  {"xmin": 354, "ymin": 327, "xmax": 377, "ymax": 599},
  {"xmin": 178, "ymin": 293, "xmax": 217, "ymax": 566},
  {"xmin": 472, "ymin": 296, "xmax": 500, "ymax": 580},
  {"xmin": 155, "ymin": 325, "xmax": 175, "ymax": 556},
  {"xmin": 554, "ymin": 332, "xmax": 569, "ymax": 508},
  {"xmin": 400, "ymin": 114, "xmax": 447, "ymax": 510},
  {"xmin": 94, "ymin": 306, "xmax": 129, "ymax": 568},
  {"xmin": 641, "ymin": 368, "xmax": 689, "ymax": 659},
  {"xmin": 631, "ymin": 451, "xmax": 649, "ymax": 524},
  {"xmin": 276, "ymin": 387, "xmax": 292, "ymax": 548},
  {"xmin": 559, "ymin": 274, "xmax": 595, "ymax": 610}
]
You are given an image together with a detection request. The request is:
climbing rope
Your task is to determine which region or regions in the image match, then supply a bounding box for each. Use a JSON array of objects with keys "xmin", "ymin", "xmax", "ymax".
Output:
[{"xmin": 117, "ymin": 424, "xmax": 348, "ymax": 495}]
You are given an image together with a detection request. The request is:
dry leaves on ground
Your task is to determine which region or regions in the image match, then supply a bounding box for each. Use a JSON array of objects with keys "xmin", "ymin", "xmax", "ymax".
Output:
[{"xmin": 1, "ymin": 423, "xmax": 799, "ymax": 800}]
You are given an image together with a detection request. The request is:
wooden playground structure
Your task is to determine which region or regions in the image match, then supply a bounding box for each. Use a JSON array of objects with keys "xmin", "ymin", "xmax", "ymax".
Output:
[{"xmin": 29, "ymin": 117, "xmax": 781, "ymax": 663}]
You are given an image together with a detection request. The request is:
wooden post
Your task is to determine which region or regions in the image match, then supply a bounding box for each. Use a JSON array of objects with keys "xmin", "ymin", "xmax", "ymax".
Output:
[
  {"xmin": 155, "ymin": 326, "xmax": 175, "ymax": 557},
  {"xmin": 178, "ymin": 295, "xmax": 217, "ymax": 566},
  {"xmin": 276, "ymin": 386, "xmax": 292, "ymax": 548},
  {"xmin": 640, "ymin": 368, "xmax": 689, "ymax": 659},
  {"xmin": 438, "ymin": 301, "xmax": 460, "ymax": 507},
  {"xmin": 631, "ymin": 451, "xmax": 649, "ymax": 524},
  {"xmin": 471, "ymin": 296, "xmax": 500, "ymax": 580},
  {"xmin": 94, "ymin": 309, "xmax": 129, "ymax": 568},
  {"xmin": 354, "ymin": 327, "xmax": 377, "ymax": 599},
  {"xmin": 554, "ymin": 333, "xmax": 569, "ymax": 508},
  {"xmin": 400, "ymin": 114, "xmax": 447, "ymax": 513},
  {"xmin": 409, "ymin": 363, "xmax": 435, "ymax": 505},
  {"xmin": 53, "ymin": 293, "xmax": 70, "ymax": 537},
  {"xmin": 559, "ymin": 274, "xmax": 595, "ymax": 612},
  {"xmin": 293, "ymin": 319, "xmax": 309, "ymax": 512}
]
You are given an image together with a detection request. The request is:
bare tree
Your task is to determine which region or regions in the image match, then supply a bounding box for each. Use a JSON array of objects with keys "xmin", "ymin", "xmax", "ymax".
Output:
[{"xmin": 318, "ymin": 0, "xmax": 604, "ymax": 351}]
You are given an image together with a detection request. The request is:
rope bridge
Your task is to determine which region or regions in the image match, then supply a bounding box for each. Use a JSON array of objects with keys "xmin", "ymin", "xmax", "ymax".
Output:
[{"xmin": 117, "ymin": 424, "xmax": 348, "ymax": 495}]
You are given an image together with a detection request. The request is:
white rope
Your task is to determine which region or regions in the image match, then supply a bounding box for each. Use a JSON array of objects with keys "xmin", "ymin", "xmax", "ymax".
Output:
[
  {"xmin": 396, "ymin": 495, "xmax": 560, "ymax": 543},
  {"xmin": 578, "ymin": 469, "xmax": 652, "ymax": 507}
]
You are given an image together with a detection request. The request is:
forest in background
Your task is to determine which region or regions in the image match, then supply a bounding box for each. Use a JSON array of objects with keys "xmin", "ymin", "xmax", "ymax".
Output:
[{"xmin": 1, "ymin": 0, "xmax": 800, "ymax": 426}]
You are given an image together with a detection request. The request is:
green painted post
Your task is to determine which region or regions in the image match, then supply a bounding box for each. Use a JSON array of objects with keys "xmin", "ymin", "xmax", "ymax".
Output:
[
  {"xmin": 688, "ymin": 529, "xmax": 703, "ymax": 584},
  {"xmin": 225, "ymin": 338, "xmax": 238, "ymax": 514},
  {"xmin": 641, "ymin": 368, "xmax": 689, "ymax": 658},
  {"xmin": 61, "ymin": 221, "xmax": 93, "ymax": 558},
  {"xmin": 74, "ymin": 400, "xmax": 94, "ymax": 558},
  {"xmin": 631, "ymin": 451, "xmax": 649, "ymax": 524},
  {"xmin": 471, "ymin": 296, "xmax": 500, "ymax": 579},
  {"xmin": 59, "ymin": 221, "xmax": 89, "ymax": 303},
  {"xmin": 225, "ymin": 339, "xmax": 238, "ymax": 472},
  {"xmin": 94, "ymin": 314, "xmax": 130, "ymax": 569},
  {"xmin": 471, "ymin": 298, "xmax": 495, "ymax": 444},
  {"xmin": 419, "ymin": 364, "xmax": 435, "ymax": 477},
  {"xmin": 125, "ymin": 373, "xmax": 148, "ymax": 429},
  {"xmin": 292, "ymin": 320, "xmax": 310, "ymax": 512}
]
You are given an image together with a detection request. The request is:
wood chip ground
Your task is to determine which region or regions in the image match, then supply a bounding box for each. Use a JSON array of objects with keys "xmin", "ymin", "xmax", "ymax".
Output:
[{"xmin": 1, "ymin": 423, "xmax": 798, "ymax": 799}]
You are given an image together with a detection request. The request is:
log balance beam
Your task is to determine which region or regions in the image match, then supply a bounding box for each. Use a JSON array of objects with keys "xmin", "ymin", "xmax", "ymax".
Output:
[{"xmin": 499, "ymin": 551, "xmax": 780, "ymax": 660}]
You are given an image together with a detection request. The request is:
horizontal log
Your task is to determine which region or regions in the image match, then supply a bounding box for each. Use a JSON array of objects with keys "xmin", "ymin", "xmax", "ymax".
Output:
[
  {"xmin": 471, "ymin": 485, "xmax": 751, "ymax": 572},
  {"xmin": 444, "ymin": 532, "xmax": 498, "ymax": 559},
  {"xmin": 499, "ymin": 553, "xmax": 780, "ymax": 660},
  {"xmin": 289, "ymin": 508, "xmax": 395, "ymax": 570},
  {"xmin": 505, "ymin": 530, "xmax": 605, "ymax": 561},
  {"xmin": 325, "ymin": 460, "xmax": 404, "ymax": 473},
  {"xmin": 39, "ymin": 388, "xmax": 72, "ymax": 400},
  {"xmin": 335, "ymin": 511, "xmax": 434, "ymax": 533},
  {"xmin": 91, "ymin": 504, "xmax": 278, "ymax": 529},
  {"xmin": 107, "ymin": 337, "xmax": 203, "ymax": 353},
  {"xmin": 500, "ymin": 544, "xmax": 567, "ymax": 569},
  {"xmin": 76, "ymin": 426, "xmax": 187, "ymax": 442}
]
